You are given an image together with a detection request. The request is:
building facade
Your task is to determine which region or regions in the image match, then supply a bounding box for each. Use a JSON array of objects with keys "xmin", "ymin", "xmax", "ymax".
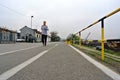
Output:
[
  {"xmin": 20, "ymin": 26, "xmax": 41, "ymax": 42},
  {"xmin": 0, "ymin": 27, "xmax": 17, "ymax": 43}
]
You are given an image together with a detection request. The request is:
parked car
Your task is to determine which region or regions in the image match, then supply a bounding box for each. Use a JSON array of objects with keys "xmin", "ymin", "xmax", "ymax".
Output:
[
  {"xmin": 96, "ymin": 46, "xmax": 101, "ymax": 50},
  {"xmin": 16, "ymin": 39, "xmax": 25, "ymax": 42}
]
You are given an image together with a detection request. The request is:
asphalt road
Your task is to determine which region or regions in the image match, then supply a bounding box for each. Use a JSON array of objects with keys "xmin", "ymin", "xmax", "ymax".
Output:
[
  {"xmin": 0, "ymin": 42, "xmax": 118, "ymax": 80},
  {"xmin": 0, "ymin": 42, "xmax": 52, "ymax": 54}
]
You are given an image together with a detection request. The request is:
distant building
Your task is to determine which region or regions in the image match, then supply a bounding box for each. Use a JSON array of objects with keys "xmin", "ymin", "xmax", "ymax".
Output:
[
  {"xmin": 17, "ymin": 32, "xmax": 21, "ymax": 39},
  {"xmin": 47, "ymin": 35, "xmax": 51, "ymax": 42},
  {"xmin": 0, "ymin": 27, "xmax": 17, "ymax": 43},
  {"xmin": 20, "ymin": 26, "xmax": 41, "ymax": 42}
]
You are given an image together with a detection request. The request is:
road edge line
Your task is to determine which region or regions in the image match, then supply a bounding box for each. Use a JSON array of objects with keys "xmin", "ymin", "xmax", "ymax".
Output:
[
  {"xmin": 0, "ymin": 50, "xmax": 48, "ymax": 80},
  {"xmin": 69, "ymin": 45, "xmax": 120, "ymax": 80},
  {"xmin": 0, "ymin": 44, "xmax": 58, "ymax": 80}
]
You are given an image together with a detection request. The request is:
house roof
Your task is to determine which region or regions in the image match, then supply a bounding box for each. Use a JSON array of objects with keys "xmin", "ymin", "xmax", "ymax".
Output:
[
  {"xmin": 0, "ymin": 27, "xmax": 17, "ymax": 33},
  {"xmin": 20, "ymin": 26, "xmax": 31, "ymax": 31},
  {"xmin": 33, "ymin": 29, "xmax": 41, "ymax": 34},
  {"xmin": 20, "ymin": 26, "xmax": 41, "ymax": 34}
]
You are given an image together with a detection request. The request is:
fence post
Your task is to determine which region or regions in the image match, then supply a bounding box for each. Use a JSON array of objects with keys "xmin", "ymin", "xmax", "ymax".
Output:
[
  {"xmin": 101, "ymin": 19, "xmax": 105, "ymax": 61},
  {"xmin": 79, "ymin": 32, "xmax": 81, "ymax": 46}
]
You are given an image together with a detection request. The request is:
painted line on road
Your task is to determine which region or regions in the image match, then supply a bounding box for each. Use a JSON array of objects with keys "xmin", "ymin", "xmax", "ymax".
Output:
[
  {"xmin": 0, "ymin": 50, "xmax": 48, "ymax": 80},
  {"xmin": 0, "ymin": 46, "xmax": 39, "ymax": 56},
  {"xmin": 69, "ymin": 45, "xmax": 120, "ymax": 80},
  {"xmin": 48, "ymin": 44, "xmax": 58, "ymax": 51},
  {"xmin": 0, "ymin": 44, "xmax": 58, "ymax": 80}
]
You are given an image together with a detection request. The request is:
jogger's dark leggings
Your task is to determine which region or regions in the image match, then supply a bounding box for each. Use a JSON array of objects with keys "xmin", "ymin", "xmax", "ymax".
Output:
[{"xmin": 42, "ymin": 34, "xmax": 47, "ymax": 46}]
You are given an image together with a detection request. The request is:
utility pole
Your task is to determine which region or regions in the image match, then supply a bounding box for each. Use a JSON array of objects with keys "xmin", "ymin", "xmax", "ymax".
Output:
[{"xmin": 31, "ymin": 16, "xmax": 34, "ymax": 28}]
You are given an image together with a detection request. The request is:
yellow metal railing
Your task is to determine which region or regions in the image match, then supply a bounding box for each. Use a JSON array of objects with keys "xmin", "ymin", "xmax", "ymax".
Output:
[{"xmin": 75, "ymin": 8, "xmax": 120, "ymax": 61}]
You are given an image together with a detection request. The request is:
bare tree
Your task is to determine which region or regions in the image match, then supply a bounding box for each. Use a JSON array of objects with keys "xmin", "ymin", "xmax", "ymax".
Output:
[{"xmin": 50, "ymin": 31, "xmax": 61, "ymax": 42}]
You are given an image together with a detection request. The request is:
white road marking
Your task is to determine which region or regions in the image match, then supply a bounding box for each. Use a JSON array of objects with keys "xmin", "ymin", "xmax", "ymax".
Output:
[
  {"xmin": 69, "ymin": 45, "xmax": 120, "ymax": 80},
  {"xmin": 0, "ymin": 44, "xmax": 58, "ymax": 80},
  {"xmin": 0, "ymin": 46, "xmax": 39, "ymax": 56},
  {"xmin": 48, "ymin": 44, "xmax": 58, "ymax": 50},
  {"xmin": 0, "ymin": 50, "xmax": 48, "ymax": 80}
]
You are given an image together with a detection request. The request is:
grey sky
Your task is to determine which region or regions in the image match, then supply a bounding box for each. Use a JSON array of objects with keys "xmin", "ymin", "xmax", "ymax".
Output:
[{"xmin": 0, "ymin": 0, "xmax": 120, "ymax": 39}]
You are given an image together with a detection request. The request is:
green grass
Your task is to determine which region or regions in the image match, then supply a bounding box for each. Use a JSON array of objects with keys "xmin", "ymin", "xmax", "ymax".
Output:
[
  {"xmin": 72, "ymin": 44, "xmax": 120, "ymax": 73},
  {"xmin": 75, "ymin": 44, "xmax": 120, "ymax": 56},
  {"xmin": 104, "ymin": 49, "xmax": 120, "ymax": 56}
]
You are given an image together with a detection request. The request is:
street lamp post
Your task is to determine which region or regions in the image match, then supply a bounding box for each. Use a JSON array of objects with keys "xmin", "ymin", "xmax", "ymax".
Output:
[{"xmin": 31, "ymin": 16, "xmax": 34, "ymax": 28}]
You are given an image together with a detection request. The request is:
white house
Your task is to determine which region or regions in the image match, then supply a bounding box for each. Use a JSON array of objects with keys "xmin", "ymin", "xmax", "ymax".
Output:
[{"xmin": 20, "ymin": 26, "xmax": 41, "ymax": 42}]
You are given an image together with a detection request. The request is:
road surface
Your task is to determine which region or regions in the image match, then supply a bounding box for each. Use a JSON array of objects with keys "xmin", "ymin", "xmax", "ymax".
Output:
[{"xmin": 0, "ymin": 42, "xmax": 119, "ymax": 80}]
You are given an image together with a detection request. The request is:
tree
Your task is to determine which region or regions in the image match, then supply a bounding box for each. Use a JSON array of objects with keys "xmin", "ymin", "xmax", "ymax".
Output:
[
  {"xmin": 66, "ymin": 34, "xmax": 80, "ymax": 44},
  {"xmin": 50, "ymin": 31, "xmax": 61, "ymax": 42}
]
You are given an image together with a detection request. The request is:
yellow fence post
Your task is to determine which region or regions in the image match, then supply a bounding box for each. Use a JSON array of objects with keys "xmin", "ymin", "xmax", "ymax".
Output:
[
  {"xmin": 79, "ymin": 32, "xmax": 81, "ymax": 46},
  {"xmin": 66, "ymin": 40, "xmax": 70, "ymax": 45},
  {"xmin": 101, "ymin": 20, "xmax": 105, "ymax": 61},
  {"xmin": 74, "ymin": 8, "xmax": 120, "ymax": 61}
]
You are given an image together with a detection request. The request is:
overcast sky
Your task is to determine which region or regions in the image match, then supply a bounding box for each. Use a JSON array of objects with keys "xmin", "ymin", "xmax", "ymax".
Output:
[{"xmin": 0, "ymin": 0, "xmax": 120, "ymax": 39}]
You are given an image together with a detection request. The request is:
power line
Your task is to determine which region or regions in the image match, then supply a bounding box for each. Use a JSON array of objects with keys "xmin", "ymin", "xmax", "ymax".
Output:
[
  {"xmin": 0, "ymin": 3, "xmax": 27, "ymax": 17},
  {"xmin": 0, "ymin": 3, "xmax": 40, "ymax": 28}
]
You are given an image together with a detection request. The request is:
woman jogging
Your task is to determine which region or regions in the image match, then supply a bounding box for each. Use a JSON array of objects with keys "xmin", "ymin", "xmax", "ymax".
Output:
[{"xmin": 41, "ymin": 21, "xmax": 49, "ymax": 46}]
